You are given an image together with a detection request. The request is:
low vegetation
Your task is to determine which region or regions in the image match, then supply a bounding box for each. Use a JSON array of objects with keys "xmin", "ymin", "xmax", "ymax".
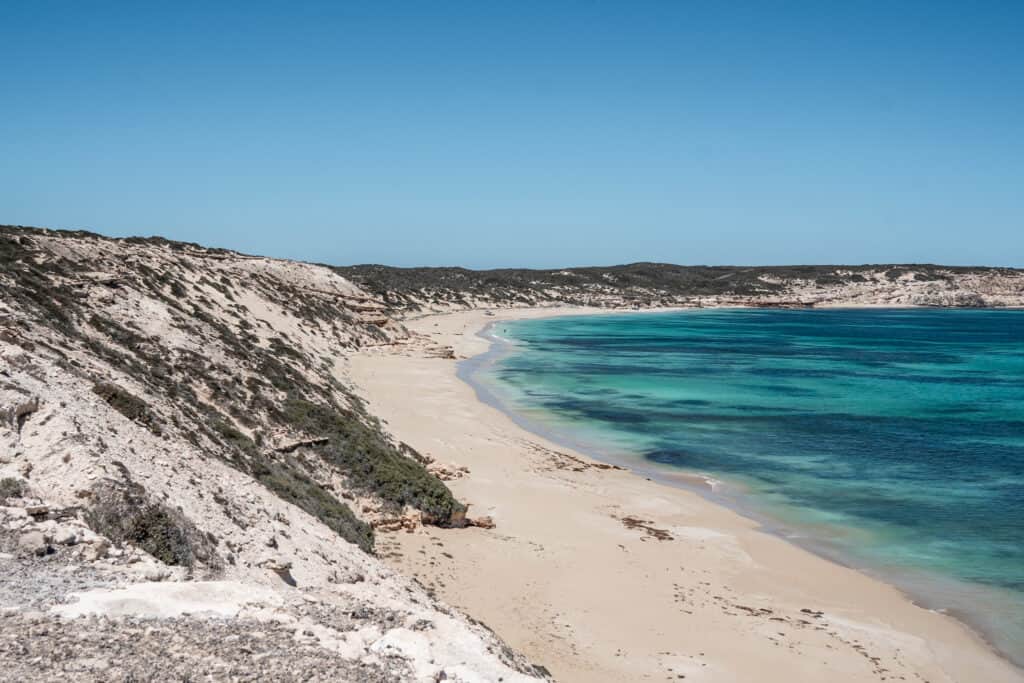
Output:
[
  {"xmin": 91, "ymin": 381, "xmax": 163, "ymax": 435},
  {"xmin": 281, "ymin": 398, "xmax": 464, "ymax": 524},
  {"xmin": 0, "ymin": 478, "xmax": 27, "ymax": 502},
  {"xmin": 251, "ymin": 453, "xmax": 374, "ymax": 552},
  {"xmin": 86, "ymin": 469, "xmax": 220, "ymax": 570}
]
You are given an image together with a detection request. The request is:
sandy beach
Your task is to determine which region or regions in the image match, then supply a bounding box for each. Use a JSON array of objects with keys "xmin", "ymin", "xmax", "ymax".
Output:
[{"xmin": 348, "ymin": 307, "xmax": 1023, "ymax": 683}]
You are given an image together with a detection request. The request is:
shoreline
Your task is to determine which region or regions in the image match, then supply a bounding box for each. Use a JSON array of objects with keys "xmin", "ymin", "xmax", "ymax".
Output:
[
  {"xmin": 348, "ymin": 306, "xmax": 1023, "ymax": 682},
  {"xmin": 464, "ymin": 310, "xmax": 1024, "ymax": 671}
]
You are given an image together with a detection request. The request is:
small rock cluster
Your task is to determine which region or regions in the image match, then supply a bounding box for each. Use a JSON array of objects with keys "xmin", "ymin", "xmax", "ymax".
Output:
[
  {"xmin": 1, "ymin": 498, "xmax": 180, "ymax": 580},
  {"xmin": 426, "ymin": 461, "xmax": 470, "ymax": 482}
]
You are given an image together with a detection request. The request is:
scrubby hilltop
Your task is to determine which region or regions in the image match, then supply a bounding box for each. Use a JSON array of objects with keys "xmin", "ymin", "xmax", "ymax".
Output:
[
  {"xmin": 0, "ymin": 225, "xmax": 546, "ymax": 682},
  {"xmin": 337, "ymin": 261, "xmax": 1024, "ymax": 311}
]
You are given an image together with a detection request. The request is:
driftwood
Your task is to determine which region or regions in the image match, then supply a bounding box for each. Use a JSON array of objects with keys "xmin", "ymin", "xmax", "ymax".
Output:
[
  {"xmin": 68, "ymin": 276, "xmax": 123, "ymax": 288},
  {"xmin": 274, "ymin": 436, "xmax": 329, "ymax": 454}
]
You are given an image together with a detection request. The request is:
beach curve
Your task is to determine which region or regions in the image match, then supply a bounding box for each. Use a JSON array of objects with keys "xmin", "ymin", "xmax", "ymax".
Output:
[{"xmin": 347, "ymin": 306, "xmax": 1023, "ymax": 683}]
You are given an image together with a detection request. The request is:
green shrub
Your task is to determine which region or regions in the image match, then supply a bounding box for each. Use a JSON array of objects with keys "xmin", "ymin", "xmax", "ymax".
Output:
[
  {"xmin": 251, "ymin": 454, "xmax": 374, "ymax": 552},
  {"xmin": 0, "ymin": 478, "xmax": 27, "ymax": 501},
  {"xmin": 92, "ymin": 381, "xmax": 162, "ymax": 435},
  {"xmin": 281, "ymin": 398, "xmax": 465, "ymax": 524},
  {"xmin": 210, "ymin": 417, "xmax": 256, "ymax": 454},
  {"xmin": 86, "ymin": 473, "xmax": 219, "ymax": 570}
]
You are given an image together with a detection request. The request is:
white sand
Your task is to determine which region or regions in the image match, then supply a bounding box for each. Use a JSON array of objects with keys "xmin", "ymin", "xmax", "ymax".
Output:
[
  {"xmin": 53, "ymin": 581, "xmax": 282, "ymax": 619},
  {"xmin": 349, "ymin": 307, "xmax": 1023, "ymax": 683}
]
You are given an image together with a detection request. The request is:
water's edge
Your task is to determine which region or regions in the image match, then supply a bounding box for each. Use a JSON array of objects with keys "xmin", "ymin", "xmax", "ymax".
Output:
[{"xmin": 455, "ymin": 311, "xmax": 1023, "ymax": 671}]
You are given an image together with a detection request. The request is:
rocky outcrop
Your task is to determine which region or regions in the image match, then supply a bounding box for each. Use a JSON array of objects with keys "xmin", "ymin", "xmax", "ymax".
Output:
[
  {"xmin": 0, "ymin": 495, "xmax": 547, "ymax": 682},
  {"xmin": 467, "ymin": 516, "xmax": 496, "ymax": 530},
  {"xmin": 427, "ymin": 461, "xmax": 470, "ymax": 481}
]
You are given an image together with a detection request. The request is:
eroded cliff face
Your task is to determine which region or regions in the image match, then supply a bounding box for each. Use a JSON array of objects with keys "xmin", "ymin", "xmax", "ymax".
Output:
[{"xmin": 0, "ymin": 226, "xmax": 546, "ymax": 682}]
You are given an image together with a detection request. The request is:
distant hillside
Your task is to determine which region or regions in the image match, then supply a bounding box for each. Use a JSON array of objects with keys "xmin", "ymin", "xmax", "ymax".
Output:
[{"xmin": 335, "ymin": 262, "xmax": 1024, "ymax": 312}]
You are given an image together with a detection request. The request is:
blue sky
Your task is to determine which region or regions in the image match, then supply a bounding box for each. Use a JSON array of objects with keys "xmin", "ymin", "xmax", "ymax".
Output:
[{"xmin": 2, "ymin": 2, "xmax": 1022, "ymax": 268}]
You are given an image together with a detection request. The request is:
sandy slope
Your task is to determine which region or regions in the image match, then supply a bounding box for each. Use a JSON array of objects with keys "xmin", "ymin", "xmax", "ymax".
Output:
[
  {"xmin": 348, "ymin": 307, "xmax": 1023, "ymax": 683},
  {"xmin": 0, "ymin": 228, "xmax": 549, "ymax": 681}
]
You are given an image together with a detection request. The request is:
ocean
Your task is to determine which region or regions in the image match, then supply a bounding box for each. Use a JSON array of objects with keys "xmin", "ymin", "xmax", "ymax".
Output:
[{"xmin": 464, "ymin": 308, "xmax": 1024, "ymax": 665}]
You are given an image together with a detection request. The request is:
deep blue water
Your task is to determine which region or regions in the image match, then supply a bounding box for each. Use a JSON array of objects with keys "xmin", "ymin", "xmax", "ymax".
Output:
[{"xmin": 471, "ymin": 308, "xmax": 1024, "ymax": 663}]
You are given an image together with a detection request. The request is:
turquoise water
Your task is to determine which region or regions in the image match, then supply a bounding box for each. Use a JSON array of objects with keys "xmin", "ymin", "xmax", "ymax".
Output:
[{"xmin": 469, "ymin": 308, "xmax": 1024, "ymax": 664}]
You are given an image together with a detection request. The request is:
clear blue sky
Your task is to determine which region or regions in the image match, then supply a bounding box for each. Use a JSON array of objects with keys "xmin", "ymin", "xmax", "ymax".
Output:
[{"xmin": 2, "ymin": 2, "xmax": 1022, "ymax": 268}]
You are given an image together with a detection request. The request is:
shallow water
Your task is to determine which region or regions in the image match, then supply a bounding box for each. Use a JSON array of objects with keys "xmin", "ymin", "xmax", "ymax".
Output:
[{"xmin": 470, "ymin": 308, "xmax": 1024, "ymax": 664}]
